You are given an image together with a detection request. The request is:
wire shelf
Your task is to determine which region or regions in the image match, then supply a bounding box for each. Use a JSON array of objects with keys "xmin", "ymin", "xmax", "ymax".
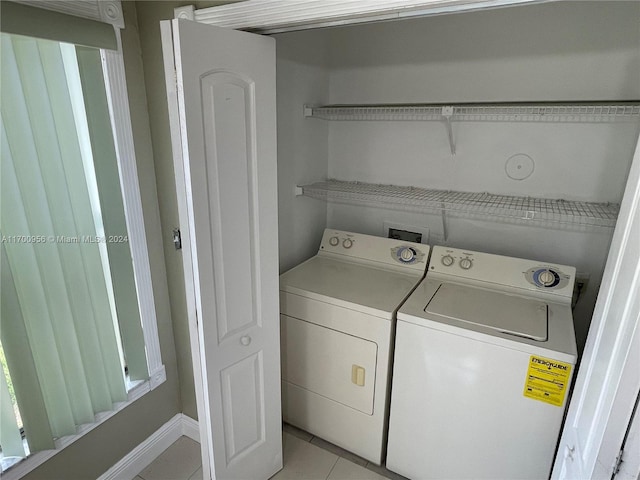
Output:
[
  {"xmin": 305, "ymin": 102, "xmax": 640, "ymax": 123},
  {"xmin": 300, "ymin": 180, "xmax": 620, "ymax": 229}
]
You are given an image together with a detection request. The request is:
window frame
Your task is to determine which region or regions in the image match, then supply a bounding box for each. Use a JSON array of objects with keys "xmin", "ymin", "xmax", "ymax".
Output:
[
  {"xmin": 101, "ymin": 38, "xmax": 166, "ymax": 391},
  {"xmin": 2, "ymin": 2, "xmax": 166, "ymax": 478}
]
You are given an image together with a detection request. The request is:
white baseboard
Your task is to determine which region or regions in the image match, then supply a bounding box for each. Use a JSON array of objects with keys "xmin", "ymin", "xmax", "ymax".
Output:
[
  {"xmin": 98, "ymin": 414, "xmax": 200, "ymax": 480},
  {"xmin": 181, "ymin": 415, "xmax": 201, "ymax": 443}
]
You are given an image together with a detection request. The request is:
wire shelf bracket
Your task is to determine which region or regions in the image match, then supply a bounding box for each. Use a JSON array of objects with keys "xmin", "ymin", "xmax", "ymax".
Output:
[{"xmin": 441, "ymin": 106, "xmax": 455, "ymax": 155}]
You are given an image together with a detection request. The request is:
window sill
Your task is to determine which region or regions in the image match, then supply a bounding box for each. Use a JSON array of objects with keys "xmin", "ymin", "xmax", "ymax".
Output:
[{"xmin": 0, "ymin": 365, "xmax": 166, "ymax": 480}]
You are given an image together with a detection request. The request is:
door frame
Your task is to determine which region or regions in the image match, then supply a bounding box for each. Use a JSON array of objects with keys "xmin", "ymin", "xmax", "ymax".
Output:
[
  {"xmin": 160, "ymin": 20, "xmax": 215, "ymax": 479},
  {"xmin": 172, "ymin": 0, "xmax": 548, "ymax": 34},
  {"xmin": 551, "ymin": 132, "xmax": 640, "ymax": 479}
]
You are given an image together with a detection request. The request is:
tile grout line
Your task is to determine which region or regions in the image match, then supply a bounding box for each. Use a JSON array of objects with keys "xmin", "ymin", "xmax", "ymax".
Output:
[
  {"xmin": 324, "ymin": 455, "xmax": 340, "ymax": 480},
  {"xmin": 186, "ymin": 463, "xmax": 202, "ymax": 480},
  {"xmin": 285, "ymin": 426, "xmax": 395, "ymax": 479}
]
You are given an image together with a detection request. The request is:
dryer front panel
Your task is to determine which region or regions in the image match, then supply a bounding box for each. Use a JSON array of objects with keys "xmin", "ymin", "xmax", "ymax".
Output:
[{"xmin": 280, "ymin": 314, "xmax": 377, "ymax": 415}]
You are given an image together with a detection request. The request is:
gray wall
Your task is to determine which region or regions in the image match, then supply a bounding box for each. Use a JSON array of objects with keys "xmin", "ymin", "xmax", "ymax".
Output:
[
  {"xmin": 326, "ymin": 2, "xmax": 640, "ymax": 103},
  {"xmin": 133, "ymin": 0, "xmax": 200, "ymax": 421},
  {"xmin": 133, "ymin": 0, "xmax": 244, "ymax": 422},
  {"xmin": 273, "ymin": 1, "xmax": 640, "ymax": 353},
  {"xmin": 325, "ymin": 1, "xmax": 640, "ymax": 353},
  {"xmin": 275, "ymin": 30, "xmax": 331, "ymax": 273},
  {"xmin": 24, "ymin": 2, "xmax": 182, "ymax": 478}
]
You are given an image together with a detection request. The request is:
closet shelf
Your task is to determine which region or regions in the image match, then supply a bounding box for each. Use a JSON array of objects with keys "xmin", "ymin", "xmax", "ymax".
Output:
[
  {"xmin": 299, "ymin": 180, "xmax": 620, "ymax": 229},
  {"xmin": 304, "ymin": 102, "xmax": 640, "ymax": 123}
]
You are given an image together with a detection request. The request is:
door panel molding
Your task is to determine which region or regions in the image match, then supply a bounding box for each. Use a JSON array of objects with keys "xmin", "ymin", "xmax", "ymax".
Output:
[
  {"xmin": 200, "ymin": 70, "xmax": 262, "ymax": 344},
  {"xmin": 221, "ymin": 352, "xmax": 266, "ymax": 465}
]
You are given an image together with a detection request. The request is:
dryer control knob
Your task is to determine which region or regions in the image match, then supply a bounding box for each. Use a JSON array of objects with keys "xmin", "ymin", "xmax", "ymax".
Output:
[
  {"xmin": 400, "ymin": 247, "xmax": 415, "ymax": 262},
  {"xmin": 441, "ymin": 255, "xmax": 454, "ymax": 267},
  {"xmin": 342, "ymin": 238, "xmax": 353, "ymax": 249},
  {"xmin": 329, "ymin": 236, "xmax": 339, "ymax": 246},
  {"xmin": 459, "ymin": 258, "xmax": 472, "ymax": 270},
  {"xmin": 539, "ymin": 270, "xmax": 555, "ymax": 286}
]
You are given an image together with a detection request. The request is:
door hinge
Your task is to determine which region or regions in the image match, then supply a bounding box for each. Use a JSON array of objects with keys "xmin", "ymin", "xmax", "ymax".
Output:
[
  {"xmin": 173, "ymin": 228, "xmax": 182, "ymax": 250},
  {"xmin": 612, "ymin": 448, "xmax": 624, "ymax": 476}
]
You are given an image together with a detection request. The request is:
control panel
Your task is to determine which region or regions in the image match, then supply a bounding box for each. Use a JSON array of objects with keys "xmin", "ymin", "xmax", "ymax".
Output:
[
  {"xmin": 319, "ymin": 229, "xmax": 428, "ymax": 272},
  {"xmin": 430, "ymin": 245, "xmax": 576, "ymax": 298}
]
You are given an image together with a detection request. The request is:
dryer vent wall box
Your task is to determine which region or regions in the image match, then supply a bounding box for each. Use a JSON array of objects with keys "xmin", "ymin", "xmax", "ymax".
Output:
[
  {"xmin": 383, "ymin": 221, "xmax": 430, "ymax": 245},
  {"xmin": 388, "ymin": 227, "xmax": 422, "ymax": 243},
  {"xmin": 387, "ymin": 245, "xmax": 578, "ymax": 480},
  {"xmin": 279, "ymin": 229, "xmax": 430, "ymax": 465}
]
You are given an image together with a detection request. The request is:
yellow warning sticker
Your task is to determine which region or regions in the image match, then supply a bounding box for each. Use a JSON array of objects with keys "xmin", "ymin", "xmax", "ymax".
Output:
[{"xmin": 523, "ymin": 355, "xmax": 572, "ymax": 407}]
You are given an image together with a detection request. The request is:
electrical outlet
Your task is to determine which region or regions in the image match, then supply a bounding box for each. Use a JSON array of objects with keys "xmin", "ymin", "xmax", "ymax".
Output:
[
  {"xmin": 572, "ymin": 273, "xmax": 590, "ymax": 309},
  {"xmin": 576, "ymin": 273, "xmax": 590, "ymax": 293}
]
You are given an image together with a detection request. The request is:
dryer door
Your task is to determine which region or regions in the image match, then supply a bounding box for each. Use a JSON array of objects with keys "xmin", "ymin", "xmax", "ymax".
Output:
[{"xmin": 281, "ymin": 315, "xmax": 377, "ymax": 414}]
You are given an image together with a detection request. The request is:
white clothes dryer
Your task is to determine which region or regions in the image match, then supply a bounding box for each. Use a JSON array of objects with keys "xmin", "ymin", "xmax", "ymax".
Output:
[
  {"xmin": 387, "ymin": 245, "xmax": 578, "ymax": 480},
  {"xmin": 280, "ymin": 229, "xmax": 429, "ymax": 465}
]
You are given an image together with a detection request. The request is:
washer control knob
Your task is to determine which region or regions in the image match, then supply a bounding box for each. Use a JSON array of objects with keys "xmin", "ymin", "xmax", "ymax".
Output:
[
  {"xmin": 539, "ymin": 270, "xmax": 556, "ymax": 286},
  {"xmin": 329, "ymin": 236, "xmax": 339, "ymax": 246},
  {"xmin": 342, "ymin": 238, "xmax": 353, "ymax": 249},
  {"xmin": 400, "ymin": 247, "xmax": 415, "ymax": 262},
  {"xmin": 441, "ymin": 255, "xmax": 454, "ymax": 267},
  {"xmin": 459, "ymin": 258, "xmax": 472, "ymax": 270}
]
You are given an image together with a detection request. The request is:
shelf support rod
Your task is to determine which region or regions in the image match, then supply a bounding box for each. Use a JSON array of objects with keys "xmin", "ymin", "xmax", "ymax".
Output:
[
  {"xmin": 441, "ymin": 106, "xmax": 455, "ymax": 155},
  {"xmin": 440, "ymin": 201, "xmax": 448, "ymax": 242}
]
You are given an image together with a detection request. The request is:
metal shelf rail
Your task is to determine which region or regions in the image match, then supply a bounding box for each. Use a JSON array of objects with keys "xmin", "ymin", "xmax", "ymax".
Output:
[
  {"xmin": 299, "ymin": 179, "xmax": 620, "ymax": 230},
  {"xmin": 303, "ymin": 102, "xmax": 640, "ymax": 154},
  {"xmin": 304, "ymin": 102, "xmax": 640, "ymax": 122}
]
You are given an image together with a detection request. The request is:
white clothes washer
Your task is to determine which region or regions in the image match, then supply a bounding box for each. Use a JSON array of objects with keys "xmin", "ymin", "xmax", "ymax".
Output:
[
  {"xmin": 280, "ymin": 229, "xmax": 429, "ymax": 465},
  {"xmin": 387, "ymin": 246, "xmax": 578, "ymax": 480}
]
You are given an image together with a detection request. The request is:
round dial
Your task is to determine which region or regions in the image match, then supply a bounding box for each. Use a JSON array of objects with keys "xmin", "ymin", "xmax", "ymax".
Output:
[
  {"xmin": 526, "ymin": 266, "xmax": 566, "ymax": 289},
  {"xmin": 441, "ymin": 255, "xmax": 454, "ymax": 267},
  {"xmin": 329, "ymin": 236, "xmax": 339, "ymax": 246},
  {"xmin": 399, "ymin": 247, "xmax": 415, "ymax": 262},
  {"xmin": 459, "ymin": 258, "xmax": 472, "ymax": 270},
  {"xmin": 342, "ymin": 238, "xmax": 353, "ymax": 249},
  {"xmin": 538, "ymin": 270, "xmax": 556, "ymax": 286}
]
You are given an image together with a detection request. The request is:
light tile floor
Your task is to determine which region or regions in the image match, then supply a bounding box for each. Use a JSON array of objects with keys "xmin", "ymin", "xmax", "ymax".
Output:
[
  {"xmin": 134, "ymin": 424, "xmax": 408, "ymax": 480},
  {"xmin": 135, "ymin": 436, "xmax": 202, "ymax": 480}
]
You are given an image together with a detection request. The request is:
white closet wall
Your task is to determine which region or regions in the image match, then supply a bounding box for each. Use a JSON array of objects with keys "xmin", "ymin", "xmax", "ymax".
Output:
[
  {"xmin": 274, "ymin": 1, "xmax": 640, "ymax": 352},
  {"xmin": 276, "ymin": 30, "xmax": 330, "ymax": 272}
]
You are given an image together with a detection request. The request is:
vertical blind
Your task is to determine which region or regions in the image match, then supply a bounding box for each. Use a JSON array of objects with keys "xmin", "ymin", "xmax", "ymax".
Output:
[{"xmin": 0, "ymin": 34, "xmax": 128, "ymax": 458}]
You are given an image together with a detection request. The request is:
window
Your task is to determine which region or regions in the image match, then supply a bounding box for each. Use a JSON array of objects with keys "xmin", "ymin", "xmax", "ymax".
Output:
[{"xmin": 0, "ymin": 2, "xmax": 164, "ymax": 477}]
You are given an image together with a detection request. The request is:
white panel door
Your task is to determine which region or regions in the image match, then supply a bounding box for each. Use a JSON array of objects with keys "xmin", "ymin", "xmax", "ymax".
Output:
[
  {"xmin": 552, "ymin": 134, "xmax": 640, "ymax": 480},
  {"xmin": 161, "ymin": 19, "xmax": 282, "ymax": 480}
]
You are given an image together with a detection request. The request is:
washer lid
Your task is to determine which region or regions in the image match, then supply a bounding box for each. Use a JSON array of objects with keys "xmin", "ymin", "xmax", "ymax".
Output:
[
  {"xmin": 280, "ymin": 256, "xmax": 424, "ymax": 319},
  {"xmin": 425, "ymin": 283, "xmax": 548, "ymax": 341}
]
